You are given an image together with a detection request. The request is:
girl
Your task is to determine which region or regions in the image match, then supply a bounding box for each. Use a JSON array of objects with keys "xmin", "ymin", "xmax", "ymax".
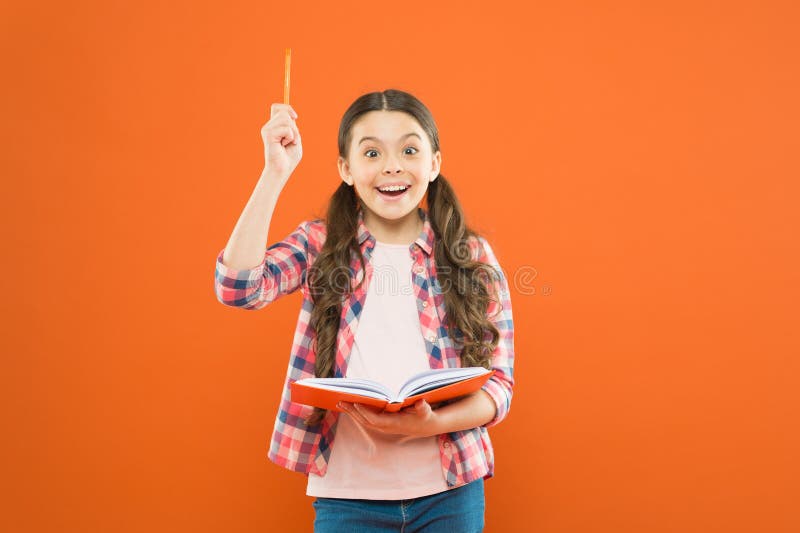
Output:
[{"xmin": 215, "ymin": 89, "xmax": 514, "ymax": 532}]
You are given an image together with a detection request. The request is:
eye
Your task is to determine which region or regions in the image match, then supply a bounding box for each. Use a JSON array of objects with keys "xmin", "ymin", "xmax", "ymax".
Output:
[
  {"xmin": 364, "ymin": 149, "xmax": 379, "ymax": 158},
  {"xmin": 404, "ymin": 146, "xmax": 418, "ymax": 155}
]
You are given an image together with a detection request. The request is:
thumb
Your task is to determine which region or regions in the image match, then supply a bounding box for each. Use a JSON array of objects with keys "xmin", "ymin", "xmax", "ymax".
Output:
[{"xmin": 415, "ymin": 399, "xmax": 431, "ymax": 414}]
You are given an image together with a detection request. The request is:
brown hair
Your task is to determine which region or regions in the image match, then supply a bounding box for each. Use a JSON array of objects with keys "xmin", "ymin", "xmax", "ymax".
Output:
[{"xmin": 305, "ymin": 89, "xmax": 500, "ymax": 425}]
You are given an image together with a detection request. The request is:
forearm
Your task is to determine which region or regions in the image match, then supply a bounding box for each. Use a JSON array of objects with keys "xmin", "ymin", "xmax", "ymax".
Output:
[
  {"xmin": 431, "ymin": 390, "xmax": 496, "ymax": 435},
  {"xmin": 221, "ymin": 169, "xmax": 286, "ymax": 271}
]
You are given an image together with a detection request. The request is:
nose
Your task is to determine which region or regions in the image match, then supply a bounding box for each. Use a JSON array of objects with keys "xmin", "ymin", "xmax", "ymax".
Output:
[{"xmin": 382, "ymin": 155, "xmax": 402, "ymax": 175}]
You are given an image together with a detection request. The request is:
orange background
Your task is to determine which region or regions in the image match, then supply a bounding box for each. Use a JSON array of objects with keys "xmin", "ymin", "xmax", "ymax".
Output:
[{"xmin": 2, "ymin": 1, "xmax": 799, "ymax": 531}]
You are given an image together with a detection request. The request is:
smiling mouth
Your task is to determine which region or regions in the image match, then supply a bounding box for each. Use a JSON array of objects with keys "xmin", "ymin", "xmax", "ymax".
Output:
[{"xmin": 375, "ymin": 185, "xmax": 410, "ymax": 197}]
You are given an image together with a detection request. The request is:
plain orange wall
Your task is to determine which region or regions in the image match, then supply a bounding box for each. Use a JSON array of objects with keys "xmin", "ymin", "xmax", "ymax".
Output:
[{"xmin": 2, "ymin": 1, "xmax": 799, "ymax": 531}]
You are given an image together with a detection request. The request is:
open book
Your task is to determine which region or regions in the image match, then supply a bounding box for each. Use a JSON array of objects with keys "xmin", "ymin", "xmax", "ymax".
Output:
[{"xmin": 291, "ymin": 367, "xmax": 495, "ymax": 413}]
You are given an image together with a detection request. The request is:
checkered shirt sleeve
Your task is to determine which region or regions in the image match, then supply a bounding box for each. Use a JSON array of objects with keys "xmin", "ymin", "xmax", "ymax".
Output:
[{"xmin": 473, "ymin": 236, "xmax": 515, "ymax": 428}]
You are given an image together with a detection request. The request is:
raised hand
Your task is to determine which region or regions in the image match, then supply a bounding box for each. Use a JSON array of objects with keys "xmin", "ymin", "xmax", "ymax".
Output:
[{"xmin": 260, "ymin": 103, "xmax": 302, "ymax": 188}]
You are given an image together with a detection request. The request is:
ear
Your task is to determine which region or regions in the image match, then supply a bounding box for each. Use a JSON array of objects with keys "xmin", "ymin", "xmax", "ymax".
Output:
[
  {"xmin": 429, "ymin": 151, "xmax": 442, "ymax": 182},
  {"xmin": 337, "ymin": 156, "xmax": 353, "ymax": 186}
]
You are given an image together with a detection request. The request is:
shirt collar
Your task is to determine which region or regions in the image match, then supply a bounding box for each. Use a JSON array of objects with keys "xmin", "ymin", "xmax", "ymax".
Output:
[{"xmin": 356, "ymin": 207, "xmax": 435, "ymax": 256}]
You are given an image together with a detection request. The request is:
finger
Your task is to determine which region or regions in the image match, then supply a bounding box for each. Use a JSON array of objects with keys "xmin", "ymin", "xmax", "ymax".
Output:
[
  {"xmin": 353, "ymin": 403, "xmax": 383, "ymax": 416},
  {"xmin": 281, "ymin": 123, "xmax": 301, "ymax": 147},
  {"xmin": 270, "ymin": 103, "xmax": 298, "ymax": 120},
  {"xmin": 262, "ymin": 119, "xmax": 292, "ymax": 136},
  {"xmin": 263, "ymin": 114, "xmax": 296, "ymax": 133},
  {"xmin": 265, "ymin": 125, "xmax": 295, "ymax": 145},
  {"xmin": 352, "ymin": 404, "xmax": 375, "ymax": 426},
  {"xmin": 264, "ymin": 112, "xmax": 298, "ymax": 132},
  {"xmin": 354, "ymin": 404, "xmax": 391, "ymax": 430},
  {"xmin": 340, "ymin": 402, "xmax": 370, "ymax": 427},
  {"xmin": 416, "ymin": 399, "xmax": 431, "ymax": 415}
]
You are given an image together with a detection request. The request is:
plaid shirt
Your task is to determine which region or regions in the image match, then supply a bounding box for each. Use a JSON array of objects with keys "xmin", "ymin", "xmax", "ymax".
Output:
[{"xmin": 214, "ymin": 207, "xmax": 514, "ymax": 488}]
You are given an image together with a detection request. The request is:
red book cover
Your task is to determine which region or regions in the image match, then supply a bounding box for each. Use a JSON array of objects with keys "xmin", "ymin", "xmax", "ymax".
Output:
[{"xmin": 291, "ymin": 368, "xmax": 495, "ymax": 413}]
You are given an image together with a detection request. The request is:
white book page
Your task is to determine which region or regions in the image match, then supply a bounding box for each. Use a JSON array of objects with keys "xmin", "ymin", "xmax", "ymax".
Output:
[
  {"xmin": 297, "ymin": 382, "xmax": 392, "ymax": 401},
  {"xmin": 297, "ymin": 377, "xmax": 393, "ymax": 400},
  {"xmin": 398, "ymin": 367, "xmax": 490, "ymax": 398}
]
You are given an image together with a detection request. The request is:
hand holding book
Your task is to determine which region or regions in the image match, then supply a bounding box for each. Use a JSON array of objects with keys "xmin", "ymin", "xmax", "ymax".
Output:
[{"xmin": 337, "ymin": 397, "xmax": 439, "ymax": 443}]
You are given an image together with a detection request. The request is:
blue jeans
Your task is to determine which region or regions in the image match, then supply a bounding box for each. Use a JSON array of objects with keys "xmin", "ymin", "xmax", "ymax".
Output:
[{"xmin": 312, "ymin": 478, "xmax": 485, "ymax": 532}]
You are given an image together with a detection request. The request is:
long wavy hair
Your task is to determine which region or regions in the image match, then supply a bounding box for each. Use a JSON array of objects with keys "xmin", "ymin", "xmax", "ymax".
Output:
[{"xmin": 304, "ymin": 89, "xmax": 500, "ymax": 426}]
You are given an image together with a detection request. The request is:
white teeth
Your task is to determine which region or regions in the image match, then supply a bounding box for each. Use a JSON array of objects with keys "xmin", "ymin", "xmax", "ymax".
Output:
[{"xmin": 378, "ymin": 185, "xmax": 408, "ymax": 192}]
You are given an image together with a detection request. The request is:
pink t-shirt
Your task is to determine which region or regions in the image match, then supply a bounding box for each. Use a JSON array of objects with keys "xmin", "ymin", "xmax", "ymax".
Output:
[{"xmin": 306, "ymin": 240, "xmax": 450, "ymax": 500}]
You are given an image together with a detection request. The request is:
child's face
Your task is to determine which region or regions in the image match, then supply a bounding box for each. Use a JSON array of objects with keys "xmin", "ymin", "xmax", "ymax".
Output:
[{"xmin": 338, "ymin": 110, "xmax": 441, "ymax": 224}]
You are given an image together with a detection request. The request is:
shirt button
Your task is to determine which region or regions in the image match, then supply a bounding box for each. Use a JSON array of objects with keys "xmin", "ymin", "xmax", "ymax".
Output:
[
  {"xmin": 443, "ymin": 442, "xmax": 450, "ymax": 449},
  {"xmin": 428, "ymin": 335, "xmax": 436, "ymax": 343},
  {"xmin": 422, "ymin": 301, "xmax": 428, "ymax": 308}
]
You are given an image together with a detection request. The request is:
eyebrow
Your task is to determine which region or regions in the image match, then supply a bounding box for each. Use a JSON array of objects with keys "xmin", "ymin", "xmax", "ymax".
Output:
[{"xmin": 357, "ymin": 132, "xmax": 422, "ymax": 146}]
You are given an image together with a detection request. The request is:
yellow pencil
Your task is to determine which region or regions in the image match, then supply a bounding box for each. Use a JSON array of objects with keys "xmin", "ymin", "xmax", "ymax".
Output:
[{"xmin": 283, "ymin": 48, "xmax": 291, "ymax": 104}]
